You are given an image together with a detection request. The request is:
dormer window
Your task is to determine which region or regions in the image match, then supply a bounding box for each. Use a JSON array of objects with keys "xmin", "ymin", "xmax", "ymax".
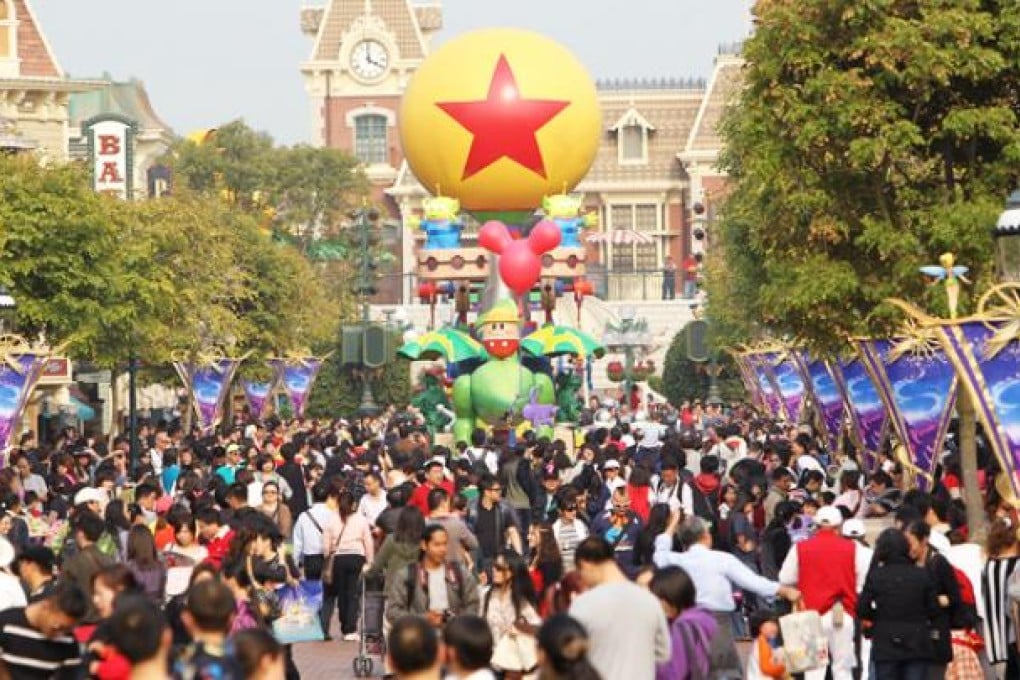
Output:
[{"xmin": 611, "ymin": 107, "xmax": 654, "ymax": 165}]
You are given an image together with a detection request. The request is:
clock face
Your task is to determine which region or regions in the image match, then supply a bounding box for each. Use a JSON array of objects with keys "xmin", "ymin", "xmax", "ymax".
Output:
[{"xmin": 350, "ymin": 40, "xmax": 389, "ymax": 81}]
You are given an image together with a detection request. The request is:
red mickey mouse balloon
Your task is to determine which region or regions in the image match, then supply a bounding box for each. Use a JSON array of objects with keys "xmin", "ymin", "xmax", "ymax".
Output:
[{"xmin": 478, "ymin": 220, "xmax": 561, "ymax": 296}]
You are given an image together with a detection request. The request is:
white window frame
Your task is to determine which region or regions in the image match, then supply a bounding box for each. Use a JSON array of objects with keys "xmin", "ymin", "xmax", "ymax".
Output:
[
  {"xmin": 605, "ymin": 202, "xmax": 665, "ymax": 271},
  {"xmin": 351, "ymin": 112, "xmax": 389, "ymax": 165}
]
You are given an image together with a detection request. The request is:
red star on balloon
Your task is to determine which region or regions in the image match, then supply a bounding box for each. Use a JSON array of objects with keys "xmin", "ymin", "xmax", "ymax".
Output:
[{"xmin": 437, "ymin": 55, "xmax": 570, "ymax": 181}]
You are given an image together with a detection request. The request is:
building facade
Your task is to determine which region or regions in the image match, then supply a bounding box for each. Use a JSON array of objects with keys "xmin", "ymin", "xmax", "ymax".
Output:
[
  {"xmin": 302, "ymin": 1, "xmax": 743, "ymax": 308},
  {"xmin": 0, "ymin": 0, "xmax": 103, "ymax": 161}
]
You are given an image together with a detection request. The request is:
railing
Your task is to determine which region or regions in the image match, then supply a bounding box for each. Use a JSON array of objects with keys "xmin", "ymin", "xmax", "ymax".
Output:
[{"xmin": 370, "ymin": 270, "xmax": 697, "ymax": 304}]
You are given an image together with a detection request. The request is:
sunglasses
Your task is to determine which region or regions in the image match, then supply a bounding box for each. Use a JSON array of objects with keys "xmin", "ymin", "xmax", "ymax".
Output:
[
  {"xmin": 488, "ymin": 486, "xmax": 503, "ymax": 493},
  {"xmin": 563, "ymin": 505, "xmax": 577, "ymax": 512}
]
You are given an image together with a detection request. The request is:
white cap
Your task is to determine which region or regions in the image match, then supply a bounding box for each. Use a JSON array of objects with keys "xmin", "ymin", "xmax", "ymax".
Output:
[
  {"xmin": 73, "ymin": 487, "xmax": 106, "ymax": 507},
  {"xmin": 841, "ymin": 519, "xmax": 866, "ymax": 538},
  {"xmin": 603, "ymin": 459, "xmax": 621, "ymax": 470},
  {"xmin": 816, "ymin": 505, "xmax": 844, "ymax": 528}
]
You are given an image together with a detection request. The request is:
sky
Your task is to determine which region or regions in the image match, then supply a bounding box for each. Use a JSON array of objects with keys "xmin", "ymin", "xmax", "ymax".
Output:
[{"xmin": 33, "ymin": 0, "xmax": 751, "ymax": 145}]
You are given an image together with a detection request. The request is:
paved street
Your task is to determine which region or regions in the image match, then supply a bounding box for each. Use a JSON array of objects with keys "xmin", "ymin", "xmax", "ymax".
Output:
[
  {"xmin": 292, "ymin": 618, "xmax": 752, "ymax": 679},
  {"xmin": 294, "ymin": 635, "xmax": 370, "ymax": 679}
]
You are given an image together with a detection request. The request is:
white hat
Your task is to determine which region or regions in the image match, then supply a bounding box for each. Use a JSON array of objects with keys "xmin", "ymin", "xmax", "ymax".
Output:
[
  {"xmin": 603, "ymin": 459, "xmax": 621, "ymax": 470},
  {"xmin": 816, "ymin": 505, "xmax": 844, "ymax": 528},
  {"xmin": 0, "ymin": 537, "xmax": 14, "ymax": 569},
  {"xmin": 73, "ymin": 487, "xmax": 106, "ymax": 507},
  {"xmin": 842, "ymin": 519, "xmax": 866, "ymax": 538}
]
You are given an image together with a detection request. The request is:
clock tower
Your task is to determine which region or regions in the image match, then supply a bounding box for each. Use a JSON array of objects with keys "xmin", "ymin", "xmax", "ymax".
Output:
[{"xmin": 300, "ymin": 1, "xmax": 441, "ymax": 193}]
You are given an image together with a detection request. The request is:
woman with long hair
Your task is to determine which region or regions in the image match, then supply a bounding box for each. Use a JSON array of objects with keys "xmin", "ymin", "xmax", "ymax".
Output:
[
  {"xmin": 485, "ymin": 551, "xmax": 543, "ymax": 679},
  {"xmin": 536, "ymin": 614, "xmax": 602, "ymax": 680},
  {"xmin": 833, "ymin": 470, "xmax": 865, "ymax": 518},
  {"xmin": 165, "ymin": 513, "xmax": 208, "ymax": 564},
  {"xmin": 858, "ymin": 528, "xmax": 938, "ymax": 680},
  {"xmin": 528, "ymin": 522, "xmax": 563, "ymax": 601},
  {"xmin": 258, "ymin": 481, "xmax": 293, "ymax": 539},
  {"xmin": 625, "ymin": 465, "xmax": 653, "ymax": 524},
  {"xmin": 125, "ymin": 524, "xmax": 167, "ymax": 603},
  {"xmin": 323, "ymin": 488, "xmax": 375, "ymax": 642},
  {"xmin": 981, "ymin": 518, "xmax": 1020, "ymax": 677}
]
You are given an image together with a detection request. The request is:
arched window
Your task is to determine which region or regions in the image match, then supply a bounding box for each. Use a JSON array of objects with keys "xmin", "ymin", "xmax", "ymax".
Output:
[
  {"xmin": 354, "ymin": 113, "xmax": 388, "ymax": 164},
  {"xmin": 0, "ymin": 0, "xmax": 13, "ymax": 60}
]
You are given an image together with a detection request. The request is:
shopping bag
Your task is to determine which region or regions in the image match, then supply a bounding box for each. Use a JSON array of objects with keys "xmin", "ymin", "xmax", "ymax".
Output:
[
  {"xmin": 779, "ymin": 609, "xmax": 828, "ymax": 673},
  {"xmin": 271, "ymin": 580, "xmax": 325, "ymax": 644}
]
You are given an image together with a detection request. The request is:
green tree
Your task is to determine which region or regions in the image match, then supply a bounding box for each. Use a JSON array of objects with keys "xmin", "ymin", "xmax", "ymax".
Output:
[
  {"xmin": 654, "ymin": 329, "xmax": 745, "ymax": 406},
  {"xmin": 709, "ymin": 0, "xmax": 1020, "ymax": 350},
  {"xmin": 306, "ymin": 331, "xmax": 411, "ymax": 418}
]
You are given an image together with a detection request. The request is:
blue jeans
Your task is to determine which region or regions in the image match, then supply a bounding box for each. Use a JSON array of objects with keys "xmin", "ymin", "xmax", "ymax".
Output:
[{"xmin": 873, "ymin": 660, "xmax": 928, "ymax": 680}]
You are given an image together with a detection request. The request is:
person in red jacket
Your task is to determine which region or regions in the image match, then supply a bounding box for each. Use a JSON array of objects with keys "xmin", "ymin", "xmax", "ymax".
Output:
[
  {"xmin": 778, "ymin": 505, "xmax": 871, "ymax": 680},
  {"xmin": 408, "ymin": 459, "xmax": 455, "ymax": 517},
  {"xmin": 195, "ymin": 507, "xmax": 235, "ymax": 569}
]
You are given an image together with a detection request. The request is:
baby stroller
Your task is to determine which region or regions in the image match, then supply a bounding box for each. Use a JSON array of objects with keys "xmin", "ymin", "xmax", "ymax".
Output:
[{"xmin": 353, "ymin": 576, "xmax": 387, "ymax": 678}]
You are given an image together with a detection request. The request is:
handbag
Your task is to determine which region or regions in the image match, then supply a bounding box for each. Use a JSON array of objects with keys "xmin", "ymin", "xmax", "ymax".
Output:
[
  {"xmin": 779, "ymin": 607, "xmax": 829, "ymax": 674},
  {"xmin": 318, "ymin": 513, "xmax": 347, "ymax": 587},
  {"xmin": 490, "ymin": 631, "xmax": 539, "ymax": 673}
]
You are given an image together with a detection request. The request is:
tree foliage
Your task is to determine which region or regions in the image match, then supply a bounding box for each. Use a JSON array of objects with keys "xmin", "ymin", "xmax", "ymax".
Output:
[
  {"xmin": 654, "ymin": 329, "xmax": 744, "ymax": 406},
  {"xmin": 168, "ymin": 120, "xmax": 367, "ymax": 253},
  {"xmin": 709, "ymin": 0, "xmax": 1020, "ymax": 351},
  {"xmin": 0, "ymin": 155, "xmax": 339, "ymax": 371},
  {"xmin": 306, "ymin": 332, "xmax": 412, "ymax": 418}
]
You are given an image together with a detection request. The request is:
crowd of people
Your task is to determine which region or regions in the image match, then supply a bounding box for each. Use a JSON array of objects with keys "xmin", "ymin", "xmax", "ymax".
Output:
[{"xmin": 0, "ymin": 396, "xmax": 1016, "ymax": 679}]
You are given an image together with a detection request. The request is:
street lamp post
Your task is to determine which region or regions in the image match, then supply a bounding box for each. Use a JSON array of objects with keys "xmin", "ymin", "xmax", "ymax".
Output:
[
  {"xmin": 354, "ymin": 207, "xmax": 382, "ymax": 418},
  {"xmin": 602, "ymin": 306, "xmax": 654, "ymax": 409}
]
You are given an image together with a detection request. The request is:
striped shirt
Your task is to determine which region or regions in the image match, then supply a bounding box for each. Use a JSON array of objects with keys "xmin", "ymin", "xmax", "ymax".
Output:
[
  {"xmin": 0, "ymin": 608, "xmax": 80, "ymax": 679},
  {"xmin": 553, "ymin": 518, "xmax": 588, "ymax": 572},
  {"xmin": 981, "ymin": 555, "xmax": 1020, "ymax": 665}
]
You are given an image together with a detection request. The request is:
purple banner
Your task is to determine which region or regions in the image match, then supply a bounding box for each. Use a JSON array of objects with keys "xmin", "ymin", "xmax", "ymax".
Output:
[
  {"xmin": 747, "ymin": 352, "xmax": 786, "ymax": 420},
  {"xmin": 794, "ymin": 353, "xmax": 845, "ymax": 455},
  {"xmin": 174, "ymin": 358, "xmax": 243, "ymax": 433},
  {"xmin": 772, "ymin": 354, "xmax": 808, "ymax": 424},
  {"xmin": 242, "ymin": 381, "xmax": 272, "ymax": 419},
  {"xmin": 857, "ymin": 339, "xmax": 957, "ymax": 486},
  {"xmin": 0, "ymin": 353, "xmax": 47, "ymax": 453},
  {"xmin": 936, "ymin": 322, "xmax": 1020, "ymax": 498},
  {"xmin": 832, "ymin": 357, "xmax": 888, "ymax": 463},
  {"xmin": 269, "ymin": 358, "xmax": 324, "ymax": 419}
]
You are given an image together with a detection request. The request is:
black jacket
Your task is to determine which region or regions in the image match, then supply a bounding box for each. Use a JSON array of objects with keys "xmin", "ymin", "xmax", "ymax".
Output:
[{"xmin": 857, "ymin": 562, "xmax": 939, "ymax": 663}]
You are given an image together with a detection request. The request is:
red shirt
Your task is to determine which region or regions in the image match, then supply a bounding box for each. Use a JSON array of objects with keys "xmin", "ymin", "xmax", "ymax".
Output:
[
  {"xmin": 408, "ymin": 480, "xmax": 456, "ymax": 517},
  {"xmin": 203, "ymin": 527, "xmax": 236, "ymax": 569}
]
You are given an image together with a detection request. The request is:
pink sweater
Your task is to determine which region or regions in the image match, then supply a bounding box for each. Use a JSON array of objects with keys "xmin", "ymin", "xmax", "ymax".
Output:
[{"xmin": 323, "ymin": 512, "xmax": 375, "ymax": 563}]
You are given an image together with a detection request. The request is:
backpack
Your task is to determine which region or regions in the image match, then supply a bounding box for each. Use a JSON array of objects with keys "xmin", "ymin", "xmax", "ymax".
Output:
[
  {"xmin": 465, "ymin": 448, "xmax": 490, "ymax": 479},
  {"xmin": 690, "ymin": 484, "xmax": 719, "ymax": 524},
  {"xmin": 405, "ymin": 562, "xmax": 465, "ymax": 611}
]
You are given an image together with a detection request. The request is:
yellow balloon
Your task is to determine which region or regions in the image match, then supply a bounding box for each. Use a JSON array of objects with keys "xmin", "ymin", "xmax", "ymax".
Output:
[{"xmin": 400, "ymin": 29, "xmax": 600, "ymax": 212}]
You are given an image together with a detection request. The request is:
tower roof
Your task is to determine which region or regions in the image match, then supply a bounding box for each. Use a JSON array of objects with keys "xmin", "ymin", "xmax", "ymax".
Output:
[
  {"xmin": 12, "ymin": 0, "xmax": 62, "ymax": 78},
  {"xmin": 308, "ymin": 0, "xmax": 427, "ymax": 62}
]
